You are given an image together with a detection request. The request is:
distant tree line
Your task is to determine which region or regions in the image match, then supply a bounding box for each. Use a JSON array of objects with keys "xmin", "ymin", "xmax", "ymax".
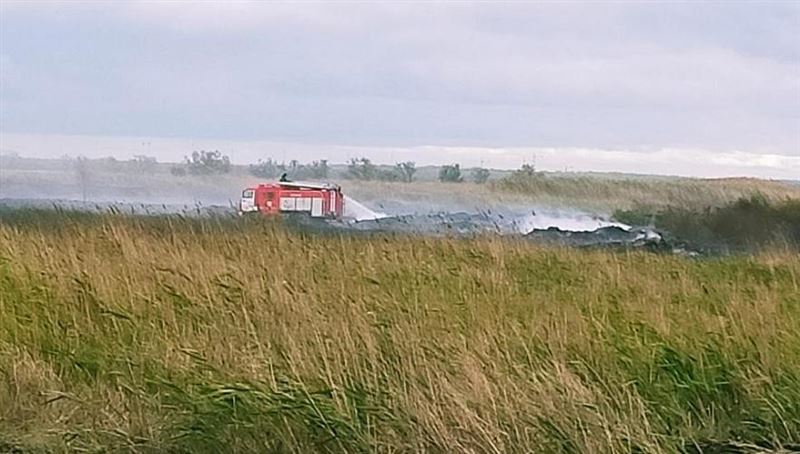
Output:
[
  {"xmin": 171, "ymin": 150, "xmax": 231, "ymax": 176},
  {"xmin": 64, "ymin": 151, "xmax": 509, "ymax": 184},
  {"xmin": 246, "ymin": 157, "xmax": 489, "ymax": 184},
  {"xmin": 250, "ymin": 159, "xmax": 329, "ymax": 180},
  {"xmin": 437, "ymin": 163, "xmax": 494, "ymax": 184},
  {"xmin": 343, "ymin": 160, "xmax": 494, "ymax": 184},
  {"xmin": 344, "ymin": 158, "xmax": 418, "ymax": 182},
  {"xmin": 245, "ymin": 156, "xmax": 498, "ymax": 184}
]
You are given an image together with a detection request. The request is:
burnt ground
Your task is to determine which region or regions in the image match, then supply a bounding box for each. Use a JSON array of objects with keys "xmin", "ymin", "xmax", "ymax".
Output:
[{"xmin": 0, "ymin": 198, "xmax": 697, "ymax": 255}]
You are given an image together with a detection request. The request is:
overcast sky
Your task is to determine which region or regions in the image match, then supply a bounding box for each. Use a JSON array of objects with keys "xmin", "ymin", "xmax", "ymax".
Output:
[{"xmin": 1, "ymin": 1, "xmax": 798, "ymax": 178}]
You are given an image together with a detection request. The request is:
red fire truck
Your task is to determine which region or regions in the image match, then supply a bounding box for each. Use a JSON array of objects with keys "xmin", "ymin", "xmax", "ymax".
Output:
[{"xmin": 240, "ymin": 181, "xmax": 345, "ymax": 218}]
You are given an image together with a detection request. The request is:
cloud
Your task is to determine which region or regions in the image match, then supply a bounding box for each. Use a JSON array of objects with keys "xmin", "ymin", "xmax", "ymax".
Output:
[
  {"xmin": 1, "ymin": 1, "xmax": 798, "ymax": 166},
  {"xmin": 122, "ymin": 1, "xmax": 365, "ymax": 33}
]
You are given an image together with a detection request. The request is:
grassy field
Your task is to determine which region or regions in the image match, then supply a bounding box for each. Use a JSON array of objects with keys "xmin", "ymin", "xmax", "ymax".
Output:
[
  {"xmin": 1, "ymin": 211, "xmax": 799, "ymax": 453},
  {"xmin": 490, "ymin": 174, "xmax": 800, "ymax": 211}
]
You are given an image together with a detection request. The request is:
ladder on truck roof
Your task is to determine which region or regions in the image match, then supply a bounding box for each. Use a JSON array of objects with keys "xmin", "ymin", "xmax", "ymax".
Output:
[{"xmin": 277, "ymin": 181, "xmax": 340, "ymax": 190}]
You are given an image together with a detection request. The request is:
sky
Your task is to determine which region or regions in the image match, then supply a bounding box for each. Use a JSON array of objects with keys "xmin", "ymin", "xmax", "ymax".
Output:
[{"xmin": 1, "ymin": 1, "xmax": 799, "ymax": 178}]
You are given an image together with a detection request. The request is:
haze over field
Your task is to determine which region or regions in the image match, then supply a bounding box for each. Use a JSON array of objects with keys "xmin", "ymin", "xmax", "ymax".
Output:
[{"xmin": 1, "ymin": 1, "xmax": 798, "ymax": 179}]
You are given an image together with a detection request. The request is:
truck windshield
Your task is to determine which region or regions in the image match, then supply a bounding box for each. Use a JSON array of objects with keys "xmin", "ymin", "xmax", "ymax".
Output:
[{"xmin": 242, "ymin": 189, "xmax": 254, "ymax": 198}]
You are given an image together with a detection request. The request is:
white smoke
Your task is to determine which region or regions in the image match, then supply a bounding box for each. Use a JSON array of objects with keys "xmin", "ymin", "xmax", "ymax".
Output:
[
  {"xmin": 511, "ymin": 209, "xmax": 630, "ymax": 234},
  {"xmin": 344, "ymin": 196, "xmax": 389, "ymax": 221},
  {"xmin": 344, "ymin": 194, "xmax": 630, "ymax": 233}
]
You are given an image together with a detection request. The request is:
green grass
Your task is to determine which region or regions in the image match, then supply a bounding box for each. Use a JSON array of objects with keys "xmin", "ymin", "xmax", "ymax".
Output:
[
  {"xmin": 1, "ymin": 210, "xmax": 799, "ymax": 452},
  {"xmin": 491, "ymin": 173, "xmax": 800, "ymax": 211},
  {"xmin": 613, "ymin": 195, "xmax": 800, "ymax": 252}
]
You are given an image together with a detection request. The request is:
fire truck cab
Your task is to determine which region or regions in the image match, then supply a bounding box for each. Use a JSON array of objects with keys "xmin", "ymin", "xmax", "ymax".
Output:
[{"xmin": 240, "ymin": 181, "xmax": 344, "ymax": 218}]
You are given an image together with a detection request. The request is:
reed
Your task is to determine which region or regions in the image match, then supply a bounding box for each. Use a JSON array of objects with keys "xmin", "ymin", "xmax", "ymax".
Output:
[{"xmin": 1, "ymin": 210, "xmax": 798, "ymax": 452}]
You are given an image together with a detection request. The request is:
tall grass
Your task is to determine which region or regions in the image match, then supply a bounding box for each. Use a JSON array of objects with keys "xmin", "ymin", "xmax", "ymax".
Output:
[
  {"xmin": 491, "ymin": 174, "xmax": 800, "ymax": 211},
  {"xmin": 1, "ymin": 211, "xmax": 799, "ymax": 452},
  {"xmin": 614, "ymin": 195, "xmax": 800, "ymax": 252}
]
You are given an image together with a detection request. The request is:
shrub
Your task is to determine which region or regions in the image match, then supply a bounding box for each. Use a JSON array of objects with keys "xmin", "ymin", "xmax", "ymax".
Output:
[
  {"xmin": 249, "ymin": 159, "xmax": 286, "ymax": 178},
  {"xmin": 395, "ymin": 162, "xmax": 417, "ymax": 183},
  {"xmin": 438, "ymin": 164, "xmax": 463, "ymax": 183},
  {"xmin": 346, "ymin": 157, "xmax": 378, "ymax": 180},
  {"xmin": 515, "ymin": 163, "xmax": 538, "ymax": 177},
  {"xmin": 170, "ymin": 165, "xmax": 187, "ymax": 177},
  {"xmin": 471, "ymin": 167, "xmax": 491, "ymax": 184},
  {"xmin": 613, "ymin": 195, "xmax": 800, "ymax": 251},
  {"xmin": 304, "ymin": 160, "xmax": 329, "ymax": 179},
  {"xmin": 183, "ymin": 150, "xmax": 231, "ymax": 175}
]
